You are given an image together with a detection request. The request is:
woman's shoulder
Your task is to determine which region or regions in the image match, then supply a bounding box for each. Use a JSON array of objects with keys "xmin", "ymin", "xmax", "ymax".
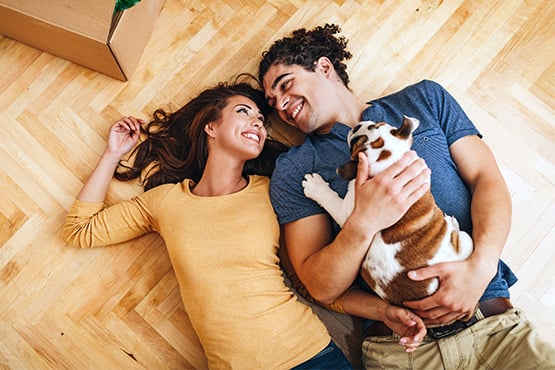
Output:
[
  {"xmin": 142, "ymin": 180, "xmax": 191, "ymax": 199},
  {"xmin": 249, "ymin": 175, "xmax": 270, "ymax": 187}
]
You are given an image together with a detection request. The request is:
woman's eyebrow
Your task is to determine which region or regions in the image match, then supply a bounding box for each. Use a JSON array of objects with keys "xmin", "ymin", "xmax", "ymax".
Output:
[
  {"xmin": 235, "ymin": 103, "xmax": 263, "ymax": 116},
  {"xmin": 235, "ymin": 103, "xmax": 252, "ymax": 110}
]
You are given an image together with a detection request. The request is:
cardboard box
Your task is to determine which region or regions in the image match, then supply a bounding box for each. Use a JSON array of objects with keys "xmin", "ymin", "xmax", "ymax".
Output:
[{"xmin": 0, "ymin": 0, "xmax": 165, "ymax": 80}]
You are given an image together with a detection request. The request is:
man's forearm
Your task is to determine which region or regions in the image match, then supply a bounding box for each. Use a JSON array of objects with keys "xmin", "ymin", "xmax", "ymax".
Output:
[{"xmin": 468, "ymin": 175, "xmax": 512, "ymax": 274}]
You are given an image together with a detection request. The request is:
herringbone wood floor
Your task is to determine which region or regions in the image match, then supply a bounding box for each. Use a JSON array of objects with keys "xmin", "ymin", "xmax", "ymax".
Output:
[{"xmin": 1, "ymin": 1, "xmax": 554, "ymax": 368}]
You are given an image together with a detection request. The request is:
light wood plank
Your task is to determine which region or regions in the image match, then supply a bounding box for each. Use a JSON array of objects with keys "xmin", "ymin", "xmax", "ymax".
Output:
[{"xmin": 1, "ymin": 1, "xmax": 553, "ymax": 368}]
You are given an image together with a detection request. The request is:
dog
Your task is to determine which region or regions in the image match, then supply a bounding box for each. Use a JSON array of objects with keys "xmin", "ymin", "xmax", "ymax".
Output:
[{"xmin": 302, "ymin": 116, "xmax": 473, "ymax": 306}]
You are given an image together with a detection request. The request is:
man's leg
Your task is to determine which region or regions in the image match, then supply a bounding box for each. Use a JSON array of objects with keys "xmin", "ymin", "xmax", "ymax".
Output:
[{"xmin": 362, "ymin": 308, "xmax": 555, "ymax": 369}]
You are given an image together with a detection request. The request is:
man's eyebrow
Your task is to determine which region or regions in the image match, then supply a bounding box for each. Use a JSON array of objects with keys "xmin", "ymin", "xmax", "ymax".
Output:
[{"xmin": 271, "ymin": 72, "xmax": 291, "ymax": 90}]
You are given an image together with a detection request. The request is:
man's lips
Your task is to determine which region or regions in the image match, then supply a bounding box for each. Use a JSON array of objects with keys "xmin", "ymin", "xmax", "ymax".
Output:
[{"xmin": 289, "ymin": 100, "xmax": 304, "ymax": 122}]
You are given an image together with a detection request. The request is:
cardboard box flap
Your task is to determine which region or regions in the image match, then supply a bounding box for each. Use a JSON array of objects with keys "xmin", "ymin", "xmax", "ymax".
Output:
[
  {"xmin": 0, "ymin": 0, "xmax": 115, "ymax": 41},
  {"xmin": 110, "ymin": 0, "xmax": 164, "ymax": 79}
]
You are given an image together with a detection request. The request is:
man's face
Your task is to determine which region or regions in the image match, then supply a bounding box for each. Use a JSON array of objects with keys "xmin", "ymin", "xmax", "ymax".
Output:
[{"xmin": 262, "ymin": 62, "xmax": 336, "ymax": 134}]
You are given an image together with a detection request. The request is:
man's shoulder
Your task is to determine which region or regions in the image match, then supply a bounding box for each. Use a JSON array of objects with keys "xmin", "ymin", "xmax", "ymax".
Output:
[
  {"xmin": 273, "ymin": 142, "xmax": 315, "ymax": 180},
  {"xmin": 378, "ymin": 80, "xmax": 443, "ymax": 101}
]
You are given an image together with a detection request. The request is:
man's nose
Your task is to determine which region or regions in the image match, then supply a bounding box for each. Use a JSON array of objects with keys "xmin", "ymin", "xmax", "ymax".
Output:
[{"xmin": 277, "ymin": 94, "xmax": 289, "ymax": 111}]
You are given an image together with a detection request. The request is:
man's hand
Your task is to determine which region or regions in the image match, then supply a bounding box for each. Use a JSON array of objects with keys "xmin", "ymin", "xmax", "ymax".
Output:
[
  {"xmin": 403, "ymin": 258, "xmax": 495, "ymax": 324},
  {"xmin": 383, "ymin": 305, "xmax": 426, "ymax": 352},
  {"xmin": 351, "ymin": 151, "xmax": 431, "ymax": 237}
]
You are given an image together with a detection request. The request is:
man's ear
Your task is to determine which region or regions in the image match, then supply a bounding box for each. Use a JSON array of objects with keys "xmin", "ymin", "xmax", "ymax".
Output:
[{"xmin": 315, "ymin": 57, "xmax": 334, "ymax": 76}]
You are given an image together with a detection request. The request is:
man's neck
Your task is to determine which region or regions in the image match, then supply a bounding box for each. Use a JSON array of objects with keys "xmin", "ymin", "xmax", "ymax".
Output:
[{"xmin": 320, "ymin": 88, "xmax": 368, "ymax": 133}]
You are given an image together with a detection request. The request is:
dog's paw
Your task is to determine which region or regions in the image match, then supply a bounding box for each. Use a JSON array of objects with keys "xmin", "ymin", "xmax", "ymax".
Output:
[{"xmin": 302, "ymin": 173, "xmax": 328, "ymax": 198}]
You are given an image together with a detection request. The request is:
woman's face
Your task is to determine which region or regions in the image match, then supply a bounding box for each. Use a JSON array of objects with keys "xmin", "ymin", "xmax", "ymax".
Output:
[{"xmin": 206, "ymin": 95, "xmax": 267, "ymax": 160}]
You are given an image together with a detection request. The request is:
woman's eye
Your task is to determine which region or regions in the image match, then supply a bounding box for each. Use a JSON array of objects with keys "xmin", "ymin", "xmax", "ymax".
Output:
[{"xmin": 237, "ymin": 107, "xmax": 249, "ymax": 114}]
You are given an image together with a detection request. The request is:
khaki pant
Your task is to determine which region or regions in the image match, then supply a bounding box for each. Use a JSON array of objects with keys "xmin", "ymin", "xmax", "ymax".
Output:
[{"xmin": 362, "ymin": 308, "xmax": 555, "ymax": 370}]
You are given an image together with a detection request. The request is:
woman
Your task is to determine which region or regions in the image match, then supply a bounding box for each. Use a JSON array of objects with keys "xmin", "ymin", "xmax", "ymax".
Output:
[{"xmin": 62, "ymin": 81, "xmax": 353, "ymax": 369}]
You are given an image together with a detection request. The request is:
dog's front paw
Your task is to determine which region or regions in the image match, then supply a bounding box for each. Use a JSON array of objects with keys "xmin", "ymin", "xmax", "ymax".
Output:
[{"xmin": 302, "ymin": 173, "xmax": 328, "ymax": 199}]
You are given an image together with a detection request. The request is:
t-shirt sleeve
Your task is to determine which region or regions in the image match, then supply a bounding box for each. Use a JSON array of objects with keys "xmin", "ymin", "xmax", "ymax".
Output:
[
  {"xmin": 421, "ymin": 80, "xmax": 481, "ymax": 145},
  {"xmin": 269, "ymin": 150, "xmax": 326, "ymax": 225}
]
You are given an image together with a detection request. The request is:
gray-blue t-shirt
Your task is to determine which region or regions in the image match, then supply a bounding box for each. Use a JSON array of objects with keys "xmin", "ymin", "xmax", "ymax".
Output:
[{"xmin": 270, "ymin": 80, "xmax": 517, "ymax": 320}]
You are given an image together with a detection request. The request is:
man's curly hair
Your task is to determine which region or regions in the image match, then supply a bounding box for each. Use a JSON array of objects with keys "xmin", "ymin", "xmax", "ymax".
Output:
[{"xmin": 259, "ymin": 24, "xmax": 352, "ymax": 88}]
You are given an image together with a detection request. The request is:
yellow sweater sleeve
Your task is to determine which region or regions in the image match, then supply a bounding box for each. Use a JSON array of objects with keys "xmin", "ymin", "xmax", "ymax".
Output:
[{"xmin": 62, "ymin": 184, "xmax": 173, "ymax": 248}]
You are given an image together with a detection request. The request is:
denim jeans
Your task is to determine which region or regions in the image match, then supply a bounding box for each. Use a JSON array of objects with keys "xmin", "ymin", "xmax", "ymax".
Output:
[{"xmin": 291, "ymin": 341, "xmax": 353, "ymax": 369}]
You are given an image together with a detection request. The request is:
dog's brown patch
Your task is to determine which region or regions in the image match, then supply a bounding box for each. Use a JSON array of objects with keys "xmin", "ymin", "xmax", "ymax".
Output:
[
  {"xmin": 450, "ymin": 231, "xmax": 460, "ymax": 253},
  {"xmin": 377, "ymin": 150, "xmax": 391, "ymax": 162},
  {"xmin": 381, "ymin": 272, "xmax": 437, "ymax": 305},
  {"xmin": 381, "ymin": 191, "xmax": 446, "ymax": 269},
  {"xmin": 370, "ymin": 137, "xmax": 384, "ymax": 149},
  {"xmin": 374, "ymin": 191, "xmax": 448, "ymax": 305}
]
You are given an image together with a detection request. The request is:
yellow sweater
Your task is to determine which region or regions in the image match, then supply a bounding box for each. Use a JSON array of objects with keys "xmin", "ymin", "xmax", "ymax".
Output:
[{"xmin": 63, "ymin": 175, "xmax": 330, "ymax": 369}]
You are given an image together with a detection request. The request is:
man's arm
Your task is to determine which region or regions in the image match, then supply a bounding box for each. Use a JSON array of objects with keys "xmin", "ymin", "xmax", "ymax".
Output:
[
  {"xmin": 285, "ymin": 151, "xmax": 430, "ymax": 303},
  {"xmin": 404, "ymin": 135, "xmax": 511, "ymax": 324},
  {"xmin": 340, "ymin": 288, "xmax": 426, "ymax": 352}
]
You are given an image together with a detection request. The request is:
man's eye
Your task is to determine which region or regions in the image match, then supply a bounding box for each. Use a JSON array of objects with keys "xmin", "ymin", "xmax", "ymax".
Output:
[{"xmin": 280, "ymin": 79, "xmax": 291, "ymax": 90}]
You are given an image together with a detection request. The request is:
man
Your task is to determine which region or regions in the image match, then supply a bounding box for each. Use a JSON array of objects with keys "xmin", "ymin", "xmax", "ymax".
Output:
[{"xmin": 259, "ymin": 24, "xmax": 555, "ymax": 369}]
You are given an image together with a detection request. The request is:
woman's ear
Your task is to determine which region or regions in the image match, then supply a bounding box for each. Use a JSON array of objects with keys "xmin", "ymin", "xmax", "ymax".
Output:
[{"xmin": 204, "ymin": 122, "xmax": 216, "ymax": 138}]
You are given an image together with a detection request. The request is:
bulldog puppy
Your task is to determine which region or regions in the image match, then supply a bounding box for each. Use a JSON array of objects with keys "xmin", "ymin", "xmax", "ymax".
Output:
[{"xmin": 302, "ymin": 116, "xmax": 473, "ymax": 306}]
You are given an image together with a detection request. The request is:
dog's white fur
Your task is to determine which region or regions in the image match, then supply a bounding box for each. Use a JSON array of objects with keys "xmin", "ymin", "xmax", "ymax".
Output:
[{"xmin": 302, "ymin": 116, "xmax": 473, "ymax": 305}]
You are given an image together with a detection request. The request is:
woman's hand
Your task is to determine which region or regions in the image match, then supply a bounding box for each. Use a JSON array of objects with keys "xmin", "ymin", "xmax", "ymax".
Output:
[
  {"xmin": 106, "ymin": 116, "xmax": 143, "ymax": 157},
  {"xmin": 383, "ymin": 304, "xmax": 426, "ymax": 352},
  {"xmin": 76, "ymin": 116, "xmax": 143, "ymax": 203}
]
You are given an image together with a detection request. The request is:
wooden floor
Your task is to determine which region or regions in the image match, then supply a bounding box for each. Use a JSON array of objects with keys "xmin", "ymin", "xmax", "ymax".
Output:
[{"xmin": 1, "ymin": 1, "xmax": 554, "ymax": 368}]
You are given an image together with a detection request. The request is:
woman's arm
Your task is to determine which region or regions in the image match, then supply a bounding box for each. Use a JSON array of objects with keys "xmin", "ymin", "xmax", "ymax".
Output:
[
  {"xmin": 63, "ymin": 117, "xmax": 148, "ymax": 248},
  {"xmin": 77, "ymin": 117, "xmax": 142, "ymax": 202}
]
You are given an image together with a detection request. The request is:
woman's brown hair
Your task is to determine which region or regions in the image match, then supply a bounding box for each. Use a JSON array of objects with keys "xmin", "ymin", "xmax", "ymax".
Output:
[{"xmin": 115, "ymin": 78, "xmax": 289, "ymax": 190}]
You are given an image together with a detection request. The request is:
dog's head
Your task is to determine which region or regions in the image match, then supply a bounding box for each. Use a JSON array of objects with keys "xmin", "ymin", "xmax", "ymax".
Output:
[{"xmin": 337, "ymin": 115, "xmax": 420, "ymax": 180}]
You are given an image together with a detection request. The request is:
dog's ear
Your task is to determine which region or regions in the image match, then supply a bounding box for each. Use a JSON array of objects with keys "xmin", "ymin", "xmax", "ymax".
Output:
[
  {"xmin": 391, "ymin": 115, "xmax": 419, "ymax": 139},
  {"xmin": 350, "ymin": 135, "xmax": 367, "ymax": 158},
  {"xmin": 337, "ymin": 160, "xmax": 358, "ymax": 181}
]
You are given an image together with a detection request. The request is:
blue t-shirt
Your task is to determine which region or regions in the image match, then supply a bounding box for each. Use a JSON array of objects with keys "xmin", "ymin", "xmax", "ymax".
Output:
[{"xmin": 270, "ymin": 80, "xmax": 517, "ymax": 323}]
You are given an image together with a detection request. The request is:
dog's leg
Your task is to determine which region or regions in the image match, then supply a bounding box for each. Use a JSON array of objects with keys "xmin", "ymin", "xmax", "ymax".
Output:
[{"xmin": 302, "ymin": 174, "xmax": 353, "ymax": 227}]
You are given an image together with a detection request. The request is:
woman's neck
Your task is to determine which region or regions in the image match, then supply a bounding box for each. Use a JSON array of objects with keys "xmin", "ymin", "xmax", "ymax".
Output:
[{"xmin": 191, "ymin": 160, "xmax": 248, "ymax": 197}]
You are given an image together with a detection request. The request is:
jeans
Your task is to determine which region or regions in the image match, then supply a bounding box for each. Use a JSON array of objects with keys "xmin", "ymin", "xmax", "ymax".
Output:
[{"xmin": 291, "ymin": 341, "xmax": 353, "ymax": 369}]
